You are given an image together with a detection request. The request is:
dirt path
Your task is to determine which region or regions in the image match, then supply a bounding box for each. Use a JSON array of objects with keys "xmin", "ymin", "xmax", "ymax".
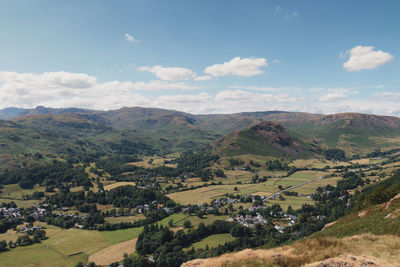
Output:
[{"xmin": 88, "ymin": 238, "xmax": 137, "ymax": 266}]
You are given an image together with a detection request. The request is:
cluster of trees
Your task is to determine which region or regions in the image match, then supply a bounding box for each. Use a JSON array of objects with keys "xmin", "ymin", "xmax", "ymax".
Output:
[
  {"xmin": 251, "ymin": 174, "xmax": 268, "ymax": 183},
  {"xmin": 265, "ymin": 160, "xmax": 289, "ymax": 171},
  {"xmin": 228, "ymin": 158, "xmax": 244, "ymax": 168},
  {"xmin": 355, "ymin": 170, "xmax": 400, "ymax": 209},
  {"xmin": 0, "ymin": 228, "xmax": 46, "ymax": 252},
  {"xmin": 0, "ymin": 161, "xmax": 91, "ymax": 189},
  {"xmin": 135, "ymin": 220, "xmax": 234, "ymax": 266},
  {"xmin": 324, "ymin": 148, "xmax": 346, "ymax": 161},
  {"xmin": 46, "ymin": 185, "xmax": 169, "ymax": 209}
]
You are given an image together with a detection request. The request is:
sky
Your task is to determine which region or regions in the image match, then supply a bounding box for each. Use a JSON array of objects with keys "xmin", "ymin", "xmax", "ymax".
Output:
[{"xmin": 0, "ymin": 0, "xmax": 399, "ymax": 115}]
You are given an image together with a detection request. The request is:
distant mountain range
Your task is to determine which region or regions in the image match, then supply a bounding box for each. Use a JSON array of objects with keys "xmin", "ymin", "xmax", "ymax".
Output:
[{"xmin": 1, "ymin": 106, "xmax": 400, "ymax": 166}]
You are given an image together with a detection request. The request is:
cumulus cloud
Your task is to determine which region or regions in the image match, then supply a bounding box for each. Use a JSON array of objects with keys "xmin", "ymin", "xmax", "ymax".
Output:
[
  {"xmin": 124, "ymin": 33, "xmax": 139, "ymax": 43},
  {"xmin": 139, "ymin": 65, "xmax": 195, "ymax": 81},
  {"xmin": 343, "ymin": 45, "xmax": 393, "ymax": 72},
  {"xmin": 204, "ymin": 57, "xmax": 268, "ymax": 77}
]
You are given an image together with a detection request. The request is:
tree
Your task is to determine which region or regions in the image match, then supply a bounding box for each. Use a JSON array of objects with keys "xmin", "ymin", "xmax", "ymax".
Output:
[
  {"xmin": 195, "ymin": 210, "xmax": 204, "ymax": 219},
  {"xmin": 168, "ymin": 219, "xmax": 174, "ymax": 227},
  {"xmin": 0, "ymin": 240, "xmax": 7, "ymax": 251},
  {"xmin": 75, "ymin": 262, "xmax": 84, "ymax": 267},
  {"xmin": 183, "ymin": 220, "xmax": 192, "ymax": 229}
]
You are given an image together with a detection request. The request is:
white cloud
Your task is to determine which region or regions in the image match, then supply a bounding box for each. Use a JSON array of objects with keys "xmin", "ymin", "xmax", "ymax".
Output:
[
  {"xmin": 343, "ymin": 45, "xmax": 393, "ymax": 71},
  {"xmin": 319, "ymin": 92, "xmax": 347, "ymax": 101},
  {"xmin": 124, "ymin": 33, "xmax": 139, "ymax": 43},
  {"xmin": 194, "ymin": 75, "xmax": 213, "ymax": 81},
  {"xmin": 139, "ymin": 65, "xmax": 195, "ymax": 81},
  {"xmin": 204, "ymin": 57, "xmax": 268, "ymax": 77}
]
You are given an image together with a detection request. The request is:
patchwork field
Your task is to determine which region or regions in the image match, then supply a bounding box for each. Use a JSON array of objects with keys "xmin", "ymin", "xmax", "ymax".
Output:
[
  {"xmin": 0, "ymin": 222, "xmax": 144, "ymax": 267},
  {"xmin": 168, "ymin": 170, "xmax": 329, "ymax": 205}
]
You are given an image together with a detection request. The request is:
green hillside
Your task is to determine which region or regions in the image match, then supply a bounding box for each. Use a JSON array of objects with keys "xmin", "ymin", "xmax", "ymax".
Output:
[{"xmin": 215, "ymin": 121, "xmax": 319, "ymax": 159}]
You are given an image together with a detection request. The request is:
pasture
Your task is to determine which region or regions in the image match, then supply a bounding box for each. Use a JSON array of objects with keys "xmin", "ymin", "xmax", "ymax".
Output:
[
  {"xmin": 186, "ymin": 233, "xmax": 235, "ymax": 250},
  {"xmin": 267, "ymin": 195, "xmax": 314, "ymax": 210},
  {"xmin": 105, "ymin": 214, "xmax": 146, "ymax": 224},
  {"xmin": 0, "ymin": 222, "xmax": 144, "ymax": 267},
  {"xmin": 103, "ymin": 181, "xmax": 136, "ymax": 191},
  {"xmin": 0, "ymin": 184, "xmax": 46, "ymax": 200}
]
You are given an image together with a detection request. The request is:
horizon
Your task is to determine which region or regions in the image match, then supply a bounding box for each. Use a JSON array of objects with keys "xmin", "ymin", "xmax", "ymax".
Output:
[
  {"xmin": 0, "ymin": 1, "xmax": 399, "ymax": 116},
  {"xmin": 2, "ymin": 105, "xmax": 400, "ymax": 118}
]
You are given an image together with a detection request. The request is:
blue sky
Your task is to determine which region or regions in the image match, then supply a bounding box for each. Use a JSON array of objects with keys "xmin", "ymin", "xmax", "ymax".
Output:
[{"xmin": 0, "ymin": 0, "xmax": 399, "ymax": 115}]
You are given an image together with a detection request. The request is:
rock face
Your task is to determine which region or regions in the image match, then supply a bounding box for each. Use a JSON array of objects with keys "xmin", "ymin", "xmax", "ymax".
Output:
[{"xmin": 251, "ymin": 121, "xmax": 294, "ymax": 147}]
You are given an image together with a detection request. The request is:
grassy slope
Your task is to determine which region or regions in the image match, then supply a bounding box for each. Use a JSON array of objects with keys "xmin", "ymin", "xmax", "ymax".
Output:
[
  {"xmin": 216, "ymin": 122, "xmax": 318, "ymax": 159},
  {"xmin": 183, "ymin": 196, "xmax": 400, "ymax": 267}
]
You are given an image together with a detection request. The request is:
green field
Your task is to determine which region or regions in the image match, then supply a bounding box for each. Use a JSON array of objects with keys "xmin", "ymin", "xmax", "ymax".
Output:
[
  {"xmin": 173, "ymin": 214, "xmax": 228, "ymax": 228},
  {"xmin": 101, "ymin": 227, "xmax": 143, "ymax": 244},
  {"xmin": 105, "ymin": 214, "xmax": 146, "ymax": 224},
  {"xmin": 0, "ymin": 184, "xmax": 46, "ymax": 200},
  {"xmin": 186, "ymin": 233, "xmax": 235, "ymax": 250},
  {"xmin": 0, "ymin": 223, "xmax": 144, "ymax": 267},
  {"xmin": 267, "ymin": 195, "xmax": 314, "ymax": 210}
]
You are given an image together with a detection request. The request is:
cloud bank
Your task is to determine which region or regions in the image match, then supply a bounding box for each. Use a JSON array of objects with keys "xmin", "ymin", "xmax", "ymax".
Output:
[{"xmin": 1, "ymin": 71, "xmax": 399, "ymax": 116}]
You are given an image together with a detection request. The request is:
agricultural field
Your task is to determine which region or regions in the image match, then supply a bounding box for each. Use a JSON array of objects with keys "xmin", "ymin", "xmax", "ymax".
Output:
[
  {"xmin": 128, "ymin": 154, "xmax": 178, "ymax": 169},
  {"xmin": 0, "ymin": 184, "xmax": 46, "ymax": 200},
  {"xmin": 173, "ymin": 214, "xmax": 228, "ymax": 228},
  {"xmin": 289, "ymin": 158, "xmax": 350, "ymax": 169},
  {"xmin": 167, "ymin": 170, "xmax": 330, "ymax": 205},
  {"xmin": 273, "ymin": 170, "xmax": 329, "ymax": 187},
  {"xmin": 105, "ymin": 214, "xmax": 146, "ymax": 224},
  {"xmin": 185, "ymin": 233, "xmax": 235, "ymax": 251},
  {"xmin": 268, "ymin": 195, "xmax": 314, "ymax": 210},
  {"xmin": 0, "ymin": 222, "xmax": 143, "ymax": 267},
  {"xmin": 103, "ymin": 181, "xmax": 136, "ymax": 191}
]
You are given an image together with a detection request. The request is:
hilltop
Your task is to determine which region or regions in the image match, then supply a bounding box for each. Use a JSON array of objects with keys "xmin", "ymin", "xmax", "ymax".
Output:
[{"xmin": 215, "ymin": 121, "xmax": 319, "ymax": 158}]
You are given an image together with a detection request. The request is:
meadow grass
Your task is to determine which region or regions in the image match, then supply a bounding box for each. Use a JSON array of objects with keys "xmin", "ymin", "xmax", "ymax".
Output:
[
  {"xmin": 103, "ymin": 181, "xmax": 136, "ymax": 191},
  {"xmin": 105, "ymin": 214, "xmax": 146, "ymax": 224},
  {"xmin": 0, "ymin": 184, "xmax": 46, "ymax": 200},
  {"xmin": 186, "ymin": 233, "xmax": 235, "ymax": 250}
]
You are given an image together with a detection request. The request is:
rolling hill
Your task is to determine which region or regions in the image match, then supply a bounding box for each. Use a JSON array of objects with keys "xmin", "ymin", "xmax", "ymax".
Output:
[
  {"xmin": 1, "ymin": 106, "xmax": 400, "ymax": 163},
  {"xmin": 215, "ymin": 121, "xmax": 320, "ymax": 158}
]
